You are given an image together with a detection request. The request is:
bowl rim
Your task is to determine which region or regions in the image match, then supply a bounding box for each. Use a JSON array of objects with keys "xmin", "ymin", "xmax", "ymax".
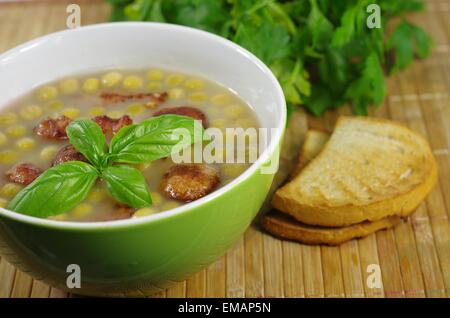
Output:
[{"xmin": 0, "ymin": 22, "xmax": 286, "ymax": 230}]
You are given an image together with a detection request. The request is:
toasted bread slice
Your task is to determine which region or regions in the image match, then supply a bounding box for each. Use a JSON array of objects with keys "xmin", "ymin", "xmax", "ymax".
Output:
[
  {"xmin": 272, "ymin": 116, "xmax": 437, "ymax": 227},
  {"xmin": 262, "ymin": 213, "xmax": 403, "ymax": 245},
  {"xmin": 264, "ymin": 126, "xmax": 413, "ymax": 244},
  {"xmin": 263, "ymin": 128, "xmax": 401, "ymax": 245},
  {"xmin": 289, "ymin": 130, "xmax": 329, "ymax": 179}
]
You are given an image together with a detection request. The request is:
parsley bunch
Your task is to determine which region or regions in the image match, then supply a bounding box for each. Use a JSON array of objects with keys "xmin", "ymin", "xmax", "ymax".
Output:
[{"xmin": 107, "ymin": 0, "xmax": 433, "ymax": 116}]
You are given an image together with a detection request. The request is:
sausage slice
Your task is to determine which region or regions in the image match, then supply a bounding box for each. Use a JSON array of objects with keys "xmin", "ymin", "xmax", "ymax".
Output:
[
  {"xmin": 34, "ymin": 115, "xmax": 72, "ymax": 140},
  {"xmin": 92, "ymin": 115, "xmax": 133, "ymax": 137},
  {"xmin": 92, "ymin": 204, "xmax": 134, "ymax": 222},
  {"xmin": 52, "ymin": 145, "xmax": 87, "ymax": 166},
  {"xmin": 153, "ymin": 106, "xmax": 208, "ymax": 128},
  {"xmin": 160, "ymin": 164, "xmax": 220, "ymax": 202},
  {"xmin": 6, "ymin": 163, "xmax": 42, "ymax": 186}
]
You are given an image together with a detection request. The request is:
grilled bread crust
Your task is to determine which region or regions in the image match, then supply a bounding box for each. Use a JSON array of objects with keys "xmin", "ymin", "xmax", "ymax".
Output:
[
  {"xmin": 262, "ymin": 212, "xmax": 402, "ymax": 245},
  {"xmin": 272, "ymin": 117, "xmax": 437, "ymax": 227}
]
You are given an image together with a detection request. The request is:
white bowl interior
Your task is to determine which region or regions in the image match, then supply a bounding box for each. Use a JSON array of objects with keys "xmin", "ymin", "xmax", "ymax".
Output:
[{"xmin": 0, "ymin": 23, "xmax": 283, "ymax": 135}]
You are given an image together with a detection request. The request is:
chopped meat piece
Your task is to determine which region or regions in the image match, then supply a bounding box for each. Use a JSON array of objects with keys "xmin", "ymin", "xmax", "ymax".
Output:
[
  {"xmin": 160, "ymin": 164, "xmax": 220, "ymax": 202},
  {"xmin": 153, "ymin": 106, "xmax": 208, "ymax": 128},
  {"xmin": 93, "ymin": 204, "xmax": 134, "ymax": 222},
  {"xmin": 100, "ymin": 92, "xmax": 168, "ymax": 105},
  {"xmin": 34, "ymin": 115, "xmax": 72, "ymax": 140},
  {"xmin": 92, "ymin": 115, "xmax": 133, "ymax": 137},
  {"xmin": 52, "ymin": 145, "xmax": 87, "ymax": 166},
  {"xmin": 112, "ymin": 204, "xmax": 135, "ymax": 220},
  {"xmin": 6, "ymin": 163, "xmax": 42, "ymax": 186}
]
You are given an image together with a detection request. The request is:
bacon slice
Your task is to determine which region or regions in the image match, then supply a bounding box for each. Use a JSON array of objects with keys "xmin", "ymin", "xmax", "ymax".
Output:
[
  {"xmin": 34, "ymin": 115, "xmax": 72, "ymax": 140},
  {"xmin": 92, "ymin": 115, "xmax": 133, "ymax": 137},
  {"xmin": 100, "ymin": 92, "xmax": 168, "ymax": 106},
  {"xmin": 6, "ymin": 163, "xmax": 42, "ymax": 186},
  {"xmin": 153, "ymin": 106, "xmax": 208, "ymax": 128}
]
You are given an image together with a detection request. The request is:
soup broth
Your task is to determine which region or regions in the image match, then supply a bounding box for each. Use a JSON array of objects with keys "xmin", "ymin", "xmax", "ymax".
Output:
[{"xmin": 0, "ymin": 69, "xmax": 260, "ymax": 222}]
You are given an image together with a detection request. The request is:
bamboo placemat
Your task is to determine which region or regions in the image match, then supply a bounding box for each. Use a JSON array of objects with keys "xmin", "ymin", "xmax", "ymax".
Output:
[{"xmin": 0, "ymin": 0, "xmax": 449, "ymax": 298}]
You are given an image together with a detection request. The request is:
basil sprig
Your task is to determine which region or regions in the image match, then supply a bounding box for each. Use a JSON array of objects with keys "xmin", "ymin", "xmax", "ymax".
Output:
[{"xmin": 8, "ymin": 115, "xmax": 203, "ymax": 218}]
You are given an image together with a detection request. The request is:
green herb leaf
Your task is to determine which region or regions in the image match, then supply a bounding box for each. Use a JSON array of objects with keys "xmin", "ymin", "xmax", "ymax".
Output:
[
  {"xmin": 234, "ymin": 19, "xmax": 291, "ymax": 65},
  {"xmin": 303, "ymin": 84, "xmax": 337, "ymax": 117},
  {"xmin": 387, "ymin": 20, "xmax": 433, "ymax": 73},
  {"xmin": 7, "ymin": 162, "xmax": 98, "ymax": 218},
  {"xmin": 162, "ymin": 0, "xmax": 229, "ymax": 33},
  {"xmin": 123, "ymin": 0, "xmax": 166, "ymax": 22},
  {"xmin": 102, "ymin": 165, "xmax": 152, "ymax": 208},
  {"xmin": 331, "ymin": 6, "xmax": 357, "ymax": 48},
  {"xmin": 271, "ymin": 59, "xmax": 310, "ymax": 105},
  {"xmin": 307, "ymin": 0, "xmax": 333, "ymax": 51},
  {"xmin": 106, "ymin": 0, "xmax": 433, "ymax": 116},
  {"xmin": 380, "ymin": 0, "xmax": 424, "ymax": 15},
  {"xmin": 66, "ymin": 119, "xmax": 107, "ymax": 168},
  {"xmin": 318, "ymin": 48, "xmax": 349, "ymax": 95},
  {"xmin": 109, "ymin": 114, "xmax": 203, "ymax": 164},
  {"xmin": 145, "ymin": 0, "xmax": 165, "ymax": 22},
  {"xmin": 107, "ymin": 0, "xmax": 134, "ymax": 21},
  {"xmin": 345, "ymin": 52, "xmax": 385, "ymax": 115}
]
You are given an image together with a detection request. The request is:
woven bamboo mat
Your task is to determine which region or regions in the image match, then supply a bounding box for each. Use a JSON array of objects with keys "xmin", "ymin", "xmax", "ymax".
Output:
[{"xmin": 0, "ymin": 0, "xmax": 449, "ymax": 298}]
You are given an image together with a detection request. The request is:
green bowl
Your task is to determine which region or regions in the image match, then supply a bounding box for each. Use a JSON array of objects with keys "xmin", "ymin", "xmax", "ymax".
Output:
[{"xmin": 0, "ymin": 23, "xmax": 286, "ymax": 296}]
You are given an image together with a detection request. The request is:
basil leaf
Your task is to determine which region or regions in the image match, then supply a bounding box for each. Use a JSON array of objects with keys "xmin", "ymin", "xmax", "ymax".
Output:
[
  {"xmin": 66, "ymin": 119, "xmax": 107, "ymax": 168},
  {"xmin": 109, "ymin": 114, "xmax": 203, "ymax": 164},
  {"xmin": 102, "ymin": 165, "xmax": 151, "ymax": 208},
  {"xmin": 8, "ymin": 161, "xmax": 98, "ymax": 218}
]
